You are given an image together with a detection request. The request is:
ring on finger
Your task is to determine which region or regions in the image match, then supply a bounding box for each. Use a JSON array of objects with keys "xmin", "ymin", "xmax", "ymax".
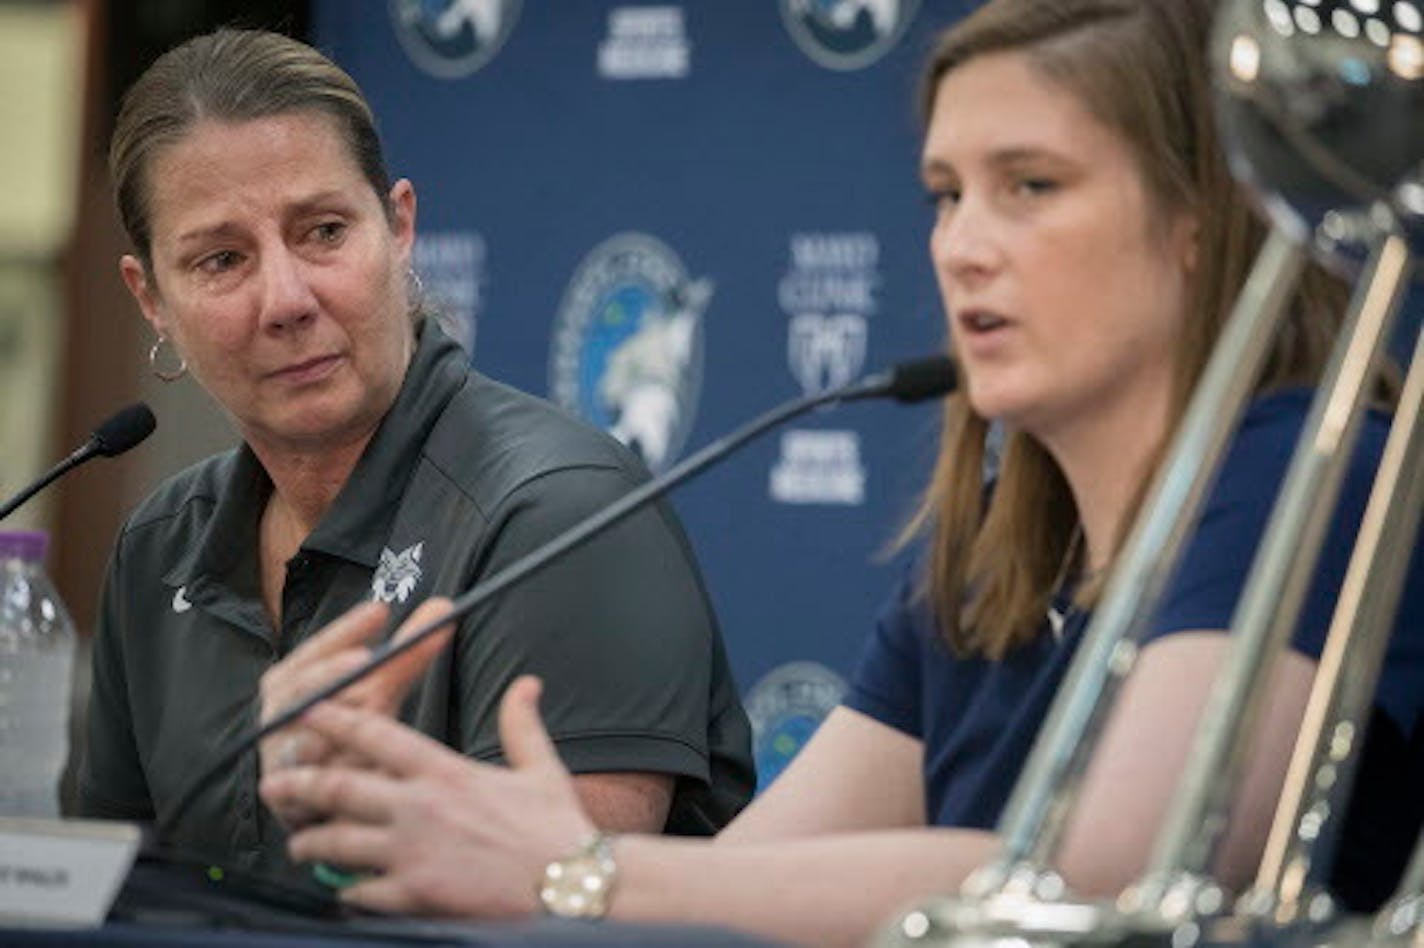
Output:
[{"xmin": 277, "ymin": 733, "xmax": 305, "ymax": 769}]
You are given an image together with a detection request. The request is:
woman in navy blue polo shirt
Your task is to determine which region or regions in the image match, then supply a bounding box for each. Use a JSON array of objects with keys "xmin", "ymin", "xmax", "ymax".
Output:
[{"xmin": 260, "ymin": 0, "xmax": 1424, "ymax": 942}]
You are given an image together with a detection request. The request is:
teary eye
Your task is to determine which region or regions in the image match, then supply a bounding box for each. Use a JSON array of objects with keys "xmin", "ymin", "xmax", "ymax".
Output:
[
  {"xmin": 198, "ymin": 249, "xmax": 243, "ymax": 274},
  {"xmin": 312, "ymin": 220, "xmax": 348, "ymax": 243}
]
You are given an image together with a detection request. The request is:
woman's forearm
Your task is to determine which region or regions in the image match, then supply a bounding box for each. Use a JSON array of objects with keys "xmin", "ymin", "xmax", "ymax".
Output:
[{"xmin": 610, "ymin": 828, "xmax": 1000, "ymax": 947}]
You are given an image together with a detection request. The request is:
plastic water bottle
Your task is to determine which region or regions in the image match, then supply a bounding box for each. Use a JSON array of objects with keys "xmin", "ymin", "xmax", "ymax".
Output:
[{"xmin": 0, "ymin": 530, "xmax": 76, "ymax": 817}]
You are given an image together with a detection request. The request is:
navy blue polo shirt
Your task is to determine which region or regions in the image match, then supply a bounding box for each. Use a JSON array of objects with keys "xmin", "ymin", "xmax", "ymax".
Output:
[{"xmin": 847, "ymin": 390, "xmax": 1424, "ymax": 910}]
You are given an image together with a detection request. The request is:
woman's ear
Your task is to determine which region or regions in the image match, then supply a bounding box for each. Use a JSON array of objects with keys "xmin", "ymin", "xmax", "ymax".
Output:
[
  {"xmin": 388, "ymin": 178, "xmax": 418, "ymax": 265},
  {"xmin": 120, "ymin": 254, "xmax": 167, "ymax": 337}
]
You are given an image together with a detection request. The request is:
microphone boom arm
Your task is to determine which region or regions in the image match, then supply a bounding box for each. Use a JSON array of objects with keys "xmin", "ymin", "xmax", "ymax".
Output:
[{"xmin": 0, "ymin": 442, "xmax": 103, "ymax": 523}]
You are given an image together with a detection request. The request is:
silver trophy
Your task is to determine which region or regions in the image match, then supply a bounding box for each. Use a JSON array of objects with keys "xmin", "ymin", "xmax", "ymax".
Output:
[
  {"xmin": 875, "ymin": 1, "xmax": 1423, "ymax": 946},
  {"xmin": 1215, "ymin": 0, "xmax": 1424, "ymax": 260}
]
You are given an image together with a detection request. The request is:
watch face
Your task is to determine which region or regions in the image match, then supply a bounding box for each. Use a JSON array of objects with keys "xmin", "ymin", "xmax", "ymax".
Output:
[{"xmin": 540, "ymin": 844, "xmax": 616, "ymax": 919}]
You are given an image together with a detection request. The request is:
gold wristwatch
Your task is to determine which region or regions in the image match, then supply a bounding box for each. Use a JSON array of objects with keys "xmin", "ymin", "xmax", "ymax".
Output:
[{"xmin": 538, "ymin": 832, "xmax": 618, "ymax": 919}]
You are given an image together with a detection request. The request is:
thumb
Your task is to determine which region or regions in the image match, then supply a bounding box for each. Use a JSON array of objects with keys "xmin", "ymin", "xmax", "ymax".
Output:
[{"xmin": 498, "ymin": 676, "xmax": 561, "ymax": 773}]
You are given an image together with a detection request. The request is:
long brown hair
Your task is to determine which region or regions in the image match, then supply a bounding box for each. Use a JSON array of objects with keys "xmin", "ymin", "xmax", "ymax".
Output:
[{"xmin": 907, "ymin": 0, "xmax": 1345, "ymax": 658}]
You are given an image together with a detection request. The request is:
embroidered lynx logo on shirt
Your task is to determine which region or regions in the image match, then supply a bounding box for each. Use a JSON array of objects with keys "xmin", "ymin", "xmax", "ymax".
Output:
[{"xmin": 371, "ymin": 542, "xmax": 425, "ymax": 604}]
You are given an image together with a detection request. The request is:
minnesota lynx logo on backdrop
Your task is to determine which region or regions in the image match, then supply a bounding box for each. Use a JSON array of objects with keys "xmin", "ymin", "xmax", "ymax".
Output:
[
  {"xmin": 779, "ymin": 0, "xmax": 920, "ymax": 71},
  {"xmin": 390, "ymin": 0, "xmax": 522, "ymax": 78},
  {"xmin": 549, "ymin": 233, "xmax": 712, "ymax": 473},
  {"xmin": 745, "ymin": 661, "xmax": 847, "ymax": 792}
]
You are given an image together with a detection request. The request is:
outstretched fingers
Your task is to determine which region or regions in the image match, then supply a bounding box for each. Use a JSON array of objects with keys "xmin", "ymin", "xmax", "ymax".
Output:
[
  {"xmin": 340, "ymin": 875, "xmax": 423, "ymax": 915},
  {"xmin": 349, "ymin": 597, "xmax": 458, "ymax": 709},
  {"xmin": 262, "ymin": 758, "xmax": 403, "ymax": 826},
  {"xmin": 286, "ymin": 820, "xmax": 393, "ymax": 873},
  {"xmin": 260, "ymin": 601, "xmax": 386, "ymax": 747},
  {"xmin": 296, "ymin": 701, "xmax": 461, "ymax": 780},
  {"xmin": 286, "ymin": 600, "xmax": 389, "ymax": 663}
]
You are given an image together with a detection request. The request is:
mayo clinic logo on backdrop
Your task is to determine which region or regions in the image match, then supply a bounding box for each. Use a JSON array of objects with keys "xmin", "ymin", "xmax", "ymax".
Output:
[
  {"xmin": 788, "ymin": 313, "xmax": 866, "ymax": 395},
  {"xmin": 390, "ymin": 0, "xmax": 522, "ymax": 79},
  {"xmin": 414, "ymin": 231, "xmax": 487, "ymax": 354},
  {"xmin": 779, "ymin": 0, "xmax": 920, "ymax": 71},
  {"xmin": 550, "ymin": 233, "xmax": 712, "ymax": 473},
  {"xmin": 769, "ymin": 232, "xmax": 880, "ymax": 505},
  {"xmin": 598, "ymin": 6, "xmax": 691, "ymax": 80},
  {"xmin": 745, "ymin": 661, "xmax": 847, "ymax": 792}
]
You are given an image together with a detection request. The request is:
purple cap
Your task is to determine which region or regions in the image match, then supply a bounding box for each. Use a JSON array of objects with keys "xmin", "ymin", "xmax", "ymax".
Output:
[{"xmin": 0, "ymin": 530, "xmax": 48, "ymax": 562}]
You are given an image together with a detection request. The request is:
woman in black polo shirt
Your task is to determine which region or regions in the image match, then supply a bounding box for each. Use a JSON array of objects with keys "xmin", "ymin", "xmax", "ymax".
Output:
[{"xmin": 78, "ymin": 27, "xmax": 753, "ymax": 882}]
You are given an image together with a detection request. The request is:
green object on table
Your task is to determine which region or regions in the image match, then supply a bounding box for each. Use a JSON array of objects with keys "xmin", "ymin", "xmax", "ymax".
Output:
[{"xmin": 312, "ymin": 862, "xmax": 363, "ymax": 889}]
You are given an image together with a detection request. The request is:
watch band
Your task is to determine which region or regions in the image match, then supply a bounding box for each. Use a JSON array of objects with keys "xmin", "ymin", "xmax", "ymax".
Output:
[{"xmin": 538, "ymin": 831, "xmax": 619, "ymax": 919}]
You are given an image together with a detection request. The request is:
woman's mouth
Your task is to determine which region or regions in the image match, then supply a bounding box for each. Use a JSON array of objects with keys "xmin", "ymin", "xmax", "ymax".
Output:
[
  {"xmin": 960, "ymin": 309, "xmax": 1010, "ymax": 333},
  {"xmin": 270, "ymin": 354, "xmax": 342, "ymax": 384}
]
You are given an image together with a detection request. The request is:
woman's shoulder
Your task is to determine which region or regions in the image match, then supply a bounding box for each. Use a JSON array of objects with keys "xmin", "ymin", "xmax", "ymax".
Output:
[
  {"xmin": 1151, "ymin": 384, "xmax": 1401, "ymax": 643},
  {"xmin": 1223, "ymin": 386, "xmax": 1390, "ymax": 481},
  {"xmin": 424, "ymin": 369, "xmax": 651, "ymax": 503},
  {"xmin": 1240, "ymin": 385, "xmax": 1392, "ymax": 432},
  {"xmin": 119, "ymin": 447, "xmax": 245, "ymax": 540},
  {"xmin": 868, "ymin": 548, "xmax": 953, "ymax": 654}
]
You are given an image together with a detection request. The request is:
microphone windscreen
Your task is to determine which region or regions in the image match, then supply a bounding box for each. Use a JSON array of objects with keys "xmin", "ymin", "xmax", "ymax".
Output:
[
  {"xmin": 92, "ymin": 403, "xmax": 157, "ymax": 457},
  {"xmin": 887, "ymin": 355, "xmax": 956, "ymax": 403}
]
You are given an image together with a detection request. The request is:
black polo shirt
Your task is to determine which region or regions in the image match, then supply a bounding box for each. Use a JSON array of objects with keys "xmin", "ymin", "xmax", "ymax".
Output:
[{"xmin": 78, "ymin": 322, "xmax": 753, "ymax": 882}]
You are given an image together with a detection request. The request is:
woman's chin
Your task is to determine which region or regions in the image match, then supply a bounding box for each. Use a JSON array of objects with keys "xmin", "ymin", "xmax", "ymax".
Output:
[
  {"xmin": 965, "ymin": 383, "xmax": 1032, "ymax": 427},
  {"xmin": 248, "ymin": 405, "xmax": 379, "ymax": 453}
]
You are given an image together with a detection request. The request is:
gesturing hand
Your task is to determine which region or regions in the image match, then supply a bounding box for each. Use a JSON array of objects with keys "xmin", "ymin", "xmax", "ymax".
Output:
[
  {"xmin": 257, "ymin": 597, "xmax": 456, "ymax": 829},
  {"xmin": 259, "ymin": 675, "xmax": 595, "ymax": 918}
]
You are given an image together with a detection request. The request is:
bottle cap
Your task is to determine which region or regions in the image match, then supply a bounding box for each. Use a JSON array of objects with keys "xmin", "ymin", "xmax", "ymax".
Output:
[{"xmin": 0, "ymin": 530, "xmax": 49, "ymax": 562}]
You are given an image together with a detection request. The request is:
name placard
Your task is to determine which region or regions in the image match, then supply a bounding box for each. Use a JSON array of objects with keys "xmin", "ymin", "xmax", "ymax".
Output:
[{"xmin": 0, "ymin": 818, "xmax": 140, "ymax": 928}]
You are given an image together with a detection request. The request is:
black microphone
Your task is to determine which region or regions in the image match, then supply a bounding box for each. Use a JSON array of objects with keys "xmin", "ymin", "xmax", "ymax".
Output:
[
  {"xmin": 841, "ymin": 354, "xmax": 957, "ymax": 403},
  {"xmin": 90, "ymin": 402, "xmax": 159, "ymax": 457},
  {"xmin": 0, "ymin": 402, "xmax": 157, "ymax": 522},
  {"xmin": 157, "ymin": 355, "xmax": 955, "ymax": 839}
]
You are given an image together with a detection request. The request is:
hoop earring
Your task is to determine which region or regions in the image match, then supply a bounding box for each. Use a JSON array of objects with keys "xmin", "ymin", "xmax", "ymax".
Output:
[{"xmin": 149, "ymin": 335, "xmax": 187, "ymax": 383}]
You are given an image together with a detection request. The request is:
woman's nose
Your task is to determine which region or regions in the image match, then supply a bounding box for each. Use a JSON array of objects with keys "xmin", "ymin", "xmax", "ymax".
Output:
[
  {"xmin": 931, "ymin": 195, "xmax": 1000, "ymax": 282},
  {"xmin": 259, "ymin": 249, "xmax": 319, "ymax": 331}
]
